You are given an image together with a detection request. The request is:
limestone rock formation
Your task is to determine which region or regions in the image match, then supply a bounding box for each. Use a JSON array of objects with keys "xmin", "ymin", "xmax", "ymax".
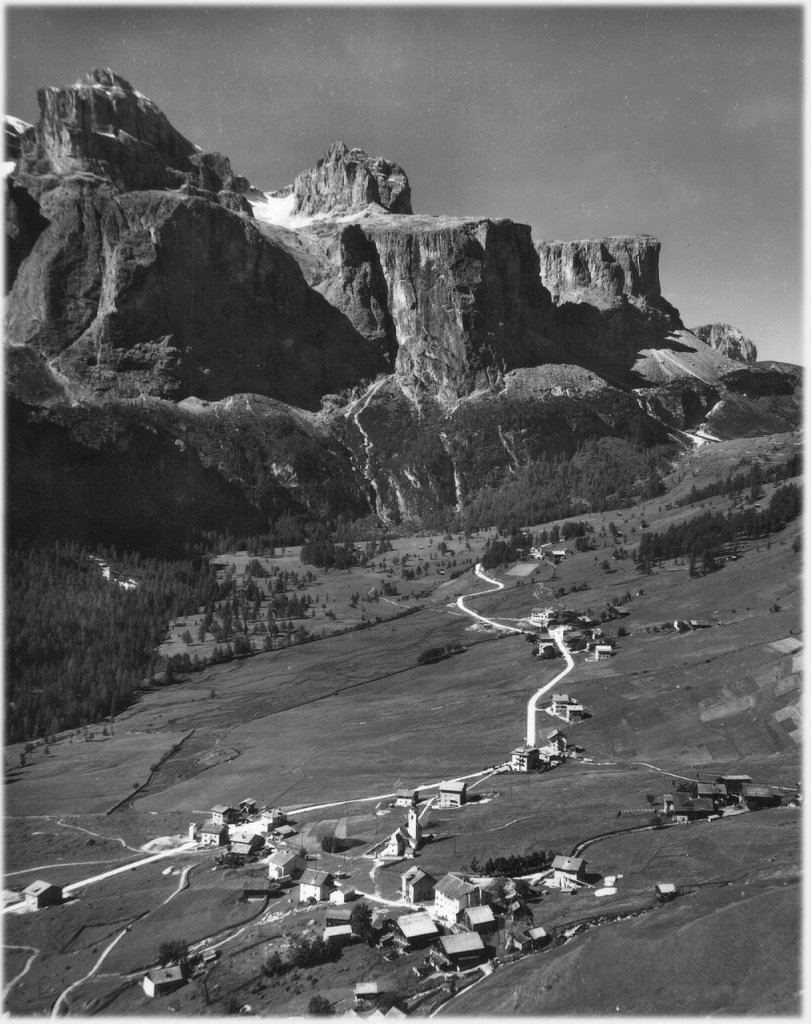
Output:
[
  {"xmin": 691, "ymin": 323, "xmax": 758, "ymax": 364},
  {"xmin": 292, "ymin": 141, "xmax": 412, "ymax": 218}
]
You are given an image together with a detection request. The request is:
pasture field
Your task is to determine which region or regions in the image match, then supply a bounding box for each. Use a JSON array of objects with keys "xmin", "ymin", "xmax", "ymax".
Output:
[{"xmin": 3, "ymin": 432, "xmax": 801, "ymax": 1015}]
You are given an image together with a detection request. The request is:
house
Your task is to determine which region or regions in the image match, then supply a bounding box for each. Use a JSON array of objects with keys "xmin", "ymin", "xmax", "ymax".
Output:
[
  {"xmin": 433, "ymin": 873, "xmax": 486, "ymax": 924},
  {"xmin": 23, "ymin": 880, "xmax": 62, "ymax": 911},
  {"xmin": 242, "ymin": 881, "xmax": 275, "ymax": 900},
  {"xmin": 229, "ymin": 831, "xmax": 264, "ymax": 856},
  {"xmin": 529, "ymin": 607, "xmax": 556, "ymax": 627},
  {"xmin": 438, "ymin": 779, "xmax": 467, "ymax": 807},
  {"xmin": 394, "ymin": 788, "xmax": 418, "ymax": 808},
  {"xmin": 541, "ymin": 727, "xmax": 567, "ymax": 758},
  {"xmin": 663, "ymin": 792, "xmax": 714, "ymax": 822},
  {"xmin": 510, "ymin": 744, "xmax": 540, "ymax": 772},
  {"xmin": 142, "ymin": 965, "xmax": 185, "ymax": 998},
  {"xmin": 548, "ymin": 855, "xmax": 587, "ymax": 889},
  {"xmin": 271, "ymin": 824, "xmax": 298, "ymax": 841},
  {"xmin": 716, "ymin": 775, "xmax": 753, "ymax": 797},
  {"xmin": 655, "ymin": 883, "xmax": 677, "ymax": 902},
  {"xmin": 551, "ymin": 549, "xmax": 568, "ymax": 563},
  {"xmin": 508, "ymin": 925, "xmax": 548, "ymax": 951},
  {"xmin": 592, "ymin": 644, "xmax": 614, "ymax": 661},
  {"xmin": 696, "ymin": 782, "xmax": 728, "ymax": 805},
  {"xmin": 354, "ymin": 982, "xmax": 383, "ymax": 1011},
  {"xmin": 238, "ymin": 797, "xmax": 258, "ymax": 816},
  {"xmin": 401, "ymin": 866, "xmax": 437, "ymax": 904},
  {"xmin": 437, "ymin": 931, "xmax": 487, "ymax": 971},
  {"xmin": 393, "ymin": 910, "xmax": 440, "ymax": 950},
  {"xmin": 329, "ymin": 887, "xmax": 359, "ymax": 904},
  {"xmin": 298, "ymin": 868, "xmax": 334, "ymax": 902},
  {"xmin": 462, "ymin": 904, "xmax": 496, "ymax": 934},
  {"xmin": 267, "ymin": 850, "xmax": 306, "ymax": 881},
  {"xmin": 262, "ymin": 807, "xmax": 287, "ymax": 828},
  {"xmin": 525, "ymin": 925, "xmax": 549, "ymax": 948},
  {"xmin": 741, "ymin": 783, "xmax": 781, "ymax": 810},
  {"xmin": 323, "ymin": 924, "xmax": 355, "ymax": 946},
  {"xmin": 210, "ymin": 804, "xmax": 239, "ymax": 826},
  {"xmin": 549, "ymin": 694, "xmax": 584, "ymax": 722},
  {"xmin": 199, "ymin": 821, "xmax": 229, "ymax": 847}
]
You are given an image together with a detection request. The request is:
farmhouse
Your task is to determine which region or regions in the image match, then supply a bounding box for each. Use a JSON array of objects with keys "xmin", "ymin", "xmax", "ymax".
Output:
[
  {"xmin": 199, "ymin": 821, "xmax": 228, "ymax": 847},
  {"xmin": 462, "ymin": 904, "xmax": 496, "ymax": 934},
  {"xmin": 393, "ymin": 910, "xmax": 440, "ymax": 950},
  {"xmin": 23, "ymin": 880, "xmax": 62, "ymax": 911},
  {"xmin": 299, "ymin": 868, "xmax": 334, "ymax": 902},
  {"xmin": 549, "ymin": 694, "xmax": 585, "ymax": 722},
  {"xmin": 655, "ymin": 883, "xmax": 677, "ymax": 902},
  {"xmin": 541, "ymin": 727, "xmax": 567, "ymax": 758},
  {"xmin": 142, "ymin": 965, "xmax": 185, "ymax": 998},
  {"xmin": 436, "ymin": 931, "xmax": 487, "ymax": 970},
  {"xmin": 510, "ymin": 744, "xmax": 540, "ymax": 772},
  {"xmin": 230, "ymin": 831, "xmax": 264, "ymax": 856},
  {"xmin": 242, "ymin": 881, "xmax": 275, "ymax": 900},
  {"xmin": 210, "ymin": 804, "xmax": 239, "ymax": 826},
  {"xmin": 329, "ymin": 887, "xmax": 359, "ymax": 904},
  {"xmin": 433, "ymin": 873, "xmax": 487, "ymax": 924},
  {"xmin": 548, "ymin": 855, "xmax": 587, "ymax": 889},
  {"xmin": 394, "ymin": 788, "xmax": 418, "ymax": 807},
  {"xmin": 591, "ymin": 644, "xmax": 615, "ymax": 661},
  {"xmin": 401, "ymin": 866, "xmax": 437, "ymax": 903},
  {"xmin": 272, "ymin": 824, "xmax": 298, "ymax": 841},
  {"xmin": 323, "ymin": 924, "xmax": 355, "ymax": 946},
  {"xmin": 663, "ymin": 792, "xmax": 715, "ymax": 822},
  {"xmin": 716, "ymin": 775, "xmax": 752, "ymax": 797},
  {"xmin": 696, "ymin": 782, "xmax": 728, "ymax": 804},
  {"xmin": 261, "ymin": 807, "xmax": 287, "ymax": 828},
  {"xmin": 741, "ymin": 783, "xmax": 781, "ymax": 810},
  {"xmin": 267, "ymin": 849, "xmax": 305, "ymax": 881},
  {"xmin": 438, "ymin": 779, "xmax": 467, "ymax": 807},
  {"xmin": 238, "ymin": 797, "xmax": 258, "ymax": 816}
]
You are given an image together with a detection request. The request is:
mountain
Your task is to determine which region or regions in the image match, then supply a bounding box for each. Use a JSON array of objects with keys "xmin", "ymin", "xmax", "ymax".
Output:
[
  {"xmin": 4, "ymin": 69, "xmax": 801, "ymax": 547},
  {"xmin": 690, "ymin": 322, "xmax": 758, "ymax": 364}
]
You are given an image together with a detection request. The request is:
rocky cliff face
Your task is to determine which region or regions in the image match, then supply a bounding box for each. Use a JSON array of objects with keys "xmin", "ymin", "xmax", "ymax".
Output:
[
  {"xmin": 691, "ymin": 323, "xmax": 758, "ymax": 364},
  {"xmin": 538, "ymin": 236, "xmax": 684, "ymax": 380},
  {"xmin": 6, "ymin": 180, "xmax": 391, "ymax": 405},
  {"xmin": 292, "ymin": 141, "xmax": 412, "ymax": 217},
  {"xmin": 306, "ymin": 214, "xmax": 556, "ymax": 404}
]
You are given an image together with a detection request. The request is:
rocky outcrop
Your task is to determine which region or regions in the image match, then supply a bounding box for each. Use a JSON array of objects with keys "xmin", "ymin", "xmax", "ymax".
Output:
[
  {"xmin": 15, "ymin": 68, "xmax": 251, "ymax": 213},
  {"xmin": 306, "ymin": 214, "xmax": 556, "ymax": 405},
  {"xmin": 691, "ymin": 323, "xmax": 758, "ymax": 364},
  {"xmin": 292, "ymin": 141, "xmax": 412, "ymax": 218},
  {"xmin": 5, "ymin": 181, "xmax": 391, "ymax": 406},
  {"xmin": 538, "ymin": 236, "xmax": 684, "ymax": 380}
]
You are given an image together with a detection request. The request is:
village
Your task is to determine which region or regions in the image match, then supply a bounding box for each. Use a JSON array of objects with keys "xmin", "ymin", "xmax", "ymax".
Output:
[{"xmin": 15, "ymin": 551, "xmax": 800, "ymax": 1015}]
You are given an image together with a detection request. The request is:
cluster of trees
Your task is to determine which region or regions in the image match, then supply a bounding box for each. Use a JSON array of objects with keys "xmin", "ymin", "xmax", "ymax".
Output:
[
  {"xmin": 416, "ymin": 642, "xmax": 464, "ymax": 666},
  {"xmin": 469, "ymin": 849, "xmax": 557, "ymax": 876},
  {"xmin": 263, "ymin": 933, "xmax": 342, "ymax": 977},
  {"xmin": 676, "ymin": 451, "xmax": 801, "ymax": 508},
  {"xmin": 6, "ymin": 541, "xmax": 225, "ymax": 743},
  {"xmin": 300, "ymin": 524, "xmax": 361, "ymax": 569},
  {"xmin": 464, "ymin": 438, "xmax": 672, "ymax": 532},
  {"xmin": 635, "ymin": 482, "xmax": 801, "ymax": 571}
]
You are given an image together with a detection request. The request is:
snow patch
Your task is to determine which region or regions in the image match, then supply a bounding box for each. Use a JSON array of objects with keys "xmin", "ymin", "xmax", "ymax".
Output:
[
  {"xmin": 248, "ymin": 191, "xmax": 299, "ymax": 228},
  {"xmin": 2, "ymin": 160, "xmax": 17, "ymax": 179},
  {"xmin": 4, "ymin": 115, "xmax": 32, "ymax": 134}
]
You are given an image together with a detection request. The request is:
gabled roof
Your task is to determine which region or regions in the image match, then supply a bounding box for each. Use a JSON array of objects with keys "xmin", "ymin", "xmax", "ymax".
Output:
[
  {"xmin": 656, "ymin": 883, "xmax": 676, "ymax": 894},
  {"xmin": 395, "ymin": 911, "xmax": 439, "ymax": 939},
  {"xmin": 24, "ymin": 879, "xmax": 60, "ymax": 896},
  {"xmin": 267, "ymin": 849, "xmax": 301, "ymax": 867},
  {"xmin": 464, "ymin": 905, "xmax": 495, "ymax": 925},
  {"xmin": 395, "ymin": 787, "xmax": 417, "ymax": 798},
  {"xmin": 211, "ymin": 804, "xmax": 235, "ymax": 814},
  {"xmin": 526, "ymin": 926, "xmax": 548, "ymax": 940},
  {"xmin": 146, "ymin": 965, "xmax": 184, "ymax": 984},
  {"xmin": 200, "ymin": 820, "xmax": 227, "ymax": 834},
  {"xmin": 354, "ymin": 981, "xmax": 380, "ymax": 996},
  {"xmin": 273, "ymin": 824, "xmax": 297, "ymax": 836},
  {"xmin": 551, "ymin": 855, "xmax": 584, "ymax": 873},
  {"xmin": 696, "ymin": 782, "xmax": 727, "ymax": 797},
  {"xmin": 324, "ymin": 924, "xmax": 353, "ymax": 939},
  {"xmin": 742, "ymin": 783, "xmax": 777, "ymax": 798},
  {"xmin": 299, "ymin": 868, "xmax": 333, "ymax": 887},
  {"xmin": 434, "ymin": 873, "xmax": 477, "ymax": 900},
  {"xmin": 402, "ymin": 867, "xmax": 435, "ymax": 886},
  {"xmin": 546, "ymin": 727, "xmax": 566, "ymax": 739},
  {"xmin": 440, "ymin": 779, "xmax": 467, "ymax": 793},
  {"xmin": 511, "ymin": 744, "xmax": 537, "ymax": 755},
  {"xmin": 717, "ymin": 774, "xmax": 753, "ymax": 782},
  {"xmin": 439, "ymin": 931, "xmax": 485, "ymax": 955}
]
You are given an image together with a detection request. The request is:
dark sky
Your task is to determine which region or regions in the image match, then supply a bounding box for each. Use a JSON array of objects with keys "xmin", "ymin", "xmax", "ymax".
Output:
[{"xmin": 4, "ymin": 4, "xmax": 803, "ymax": 363}]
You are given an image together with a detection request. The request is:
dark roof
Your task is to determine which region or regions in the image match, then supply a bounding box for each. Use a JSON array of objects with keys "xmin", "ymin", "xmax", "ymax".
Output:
[
  {"xmin": 434, "ymin": 873, "xmax": 477, "ymax": 900},
  {"xmin": 200, "ymin": 820, "xmax": 226, "ymax": 834},
  {"xmin": 741, "ymin": 784, "xmax": 777, "ymax": 798},
  {"xmin": 402, "ymin": 867, "xmax": 435, "ymax": 886},
  {"xmin": 211, "ymin": 804, "xmax": 235, "ymax": 814},
  {"xmin": 146, "ymin": 965, "xmax": 184, "ymax": 984},
  {"xmin": 396, "ymin": 912, "xmax": 439, "ymax": 939},
  {"xmin": 440, "ymin": 779, "xmax": 467, "ymax": 793}
]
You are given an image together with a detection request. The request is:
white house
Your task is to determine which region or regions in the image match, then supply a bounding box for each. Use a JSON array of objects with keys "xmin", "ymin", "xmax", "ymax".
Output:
[
  {"xmin": 199, "ymin": 822, "xmax": 229, "ymax": 847},
  {"xmin": 267, "ymin": 850, "xmax": 305, "ymax": 881},
  {"xmin": 210, "ymin": 804, "xmax": 239, "ymax": 826},
  {"xmin": 438, "ymin": 780, "xmax": 467, "ymax": 808},
  {"xmin": 510, "ymin": 744, "xmax": 540, "ymax": 772},
  {"xmin": 298, "ymin": 868, "xmax": 334, "ymax": 902},
  {"xmin": 548, "ymin": 855, "xmax": 587, "ymax": 889},
  {"xmin": 23, "ymin": 880, "xmax": 62, "ymax": 911},
  {"xmin": 541, "ymin": 727, "xmax": 567, "ymax": 758},
  {"xmin": 401, "ymin": 866, "xmax": 436, "ymax": 903},
  {"xmin": 142, "ymin": 965, "xmax": 184, "ymax": 998},
  {"xmin": 433, "ymin": 873, "xmax": 486, "ymax": 924}
]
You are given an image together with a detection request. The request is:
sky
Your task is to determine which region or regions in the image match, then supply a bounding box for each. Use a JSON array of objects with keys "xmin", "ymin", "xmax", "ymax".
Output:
[{"xmin": 2, "ymin": 4, "xmax": 804, "ymax": 364}]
